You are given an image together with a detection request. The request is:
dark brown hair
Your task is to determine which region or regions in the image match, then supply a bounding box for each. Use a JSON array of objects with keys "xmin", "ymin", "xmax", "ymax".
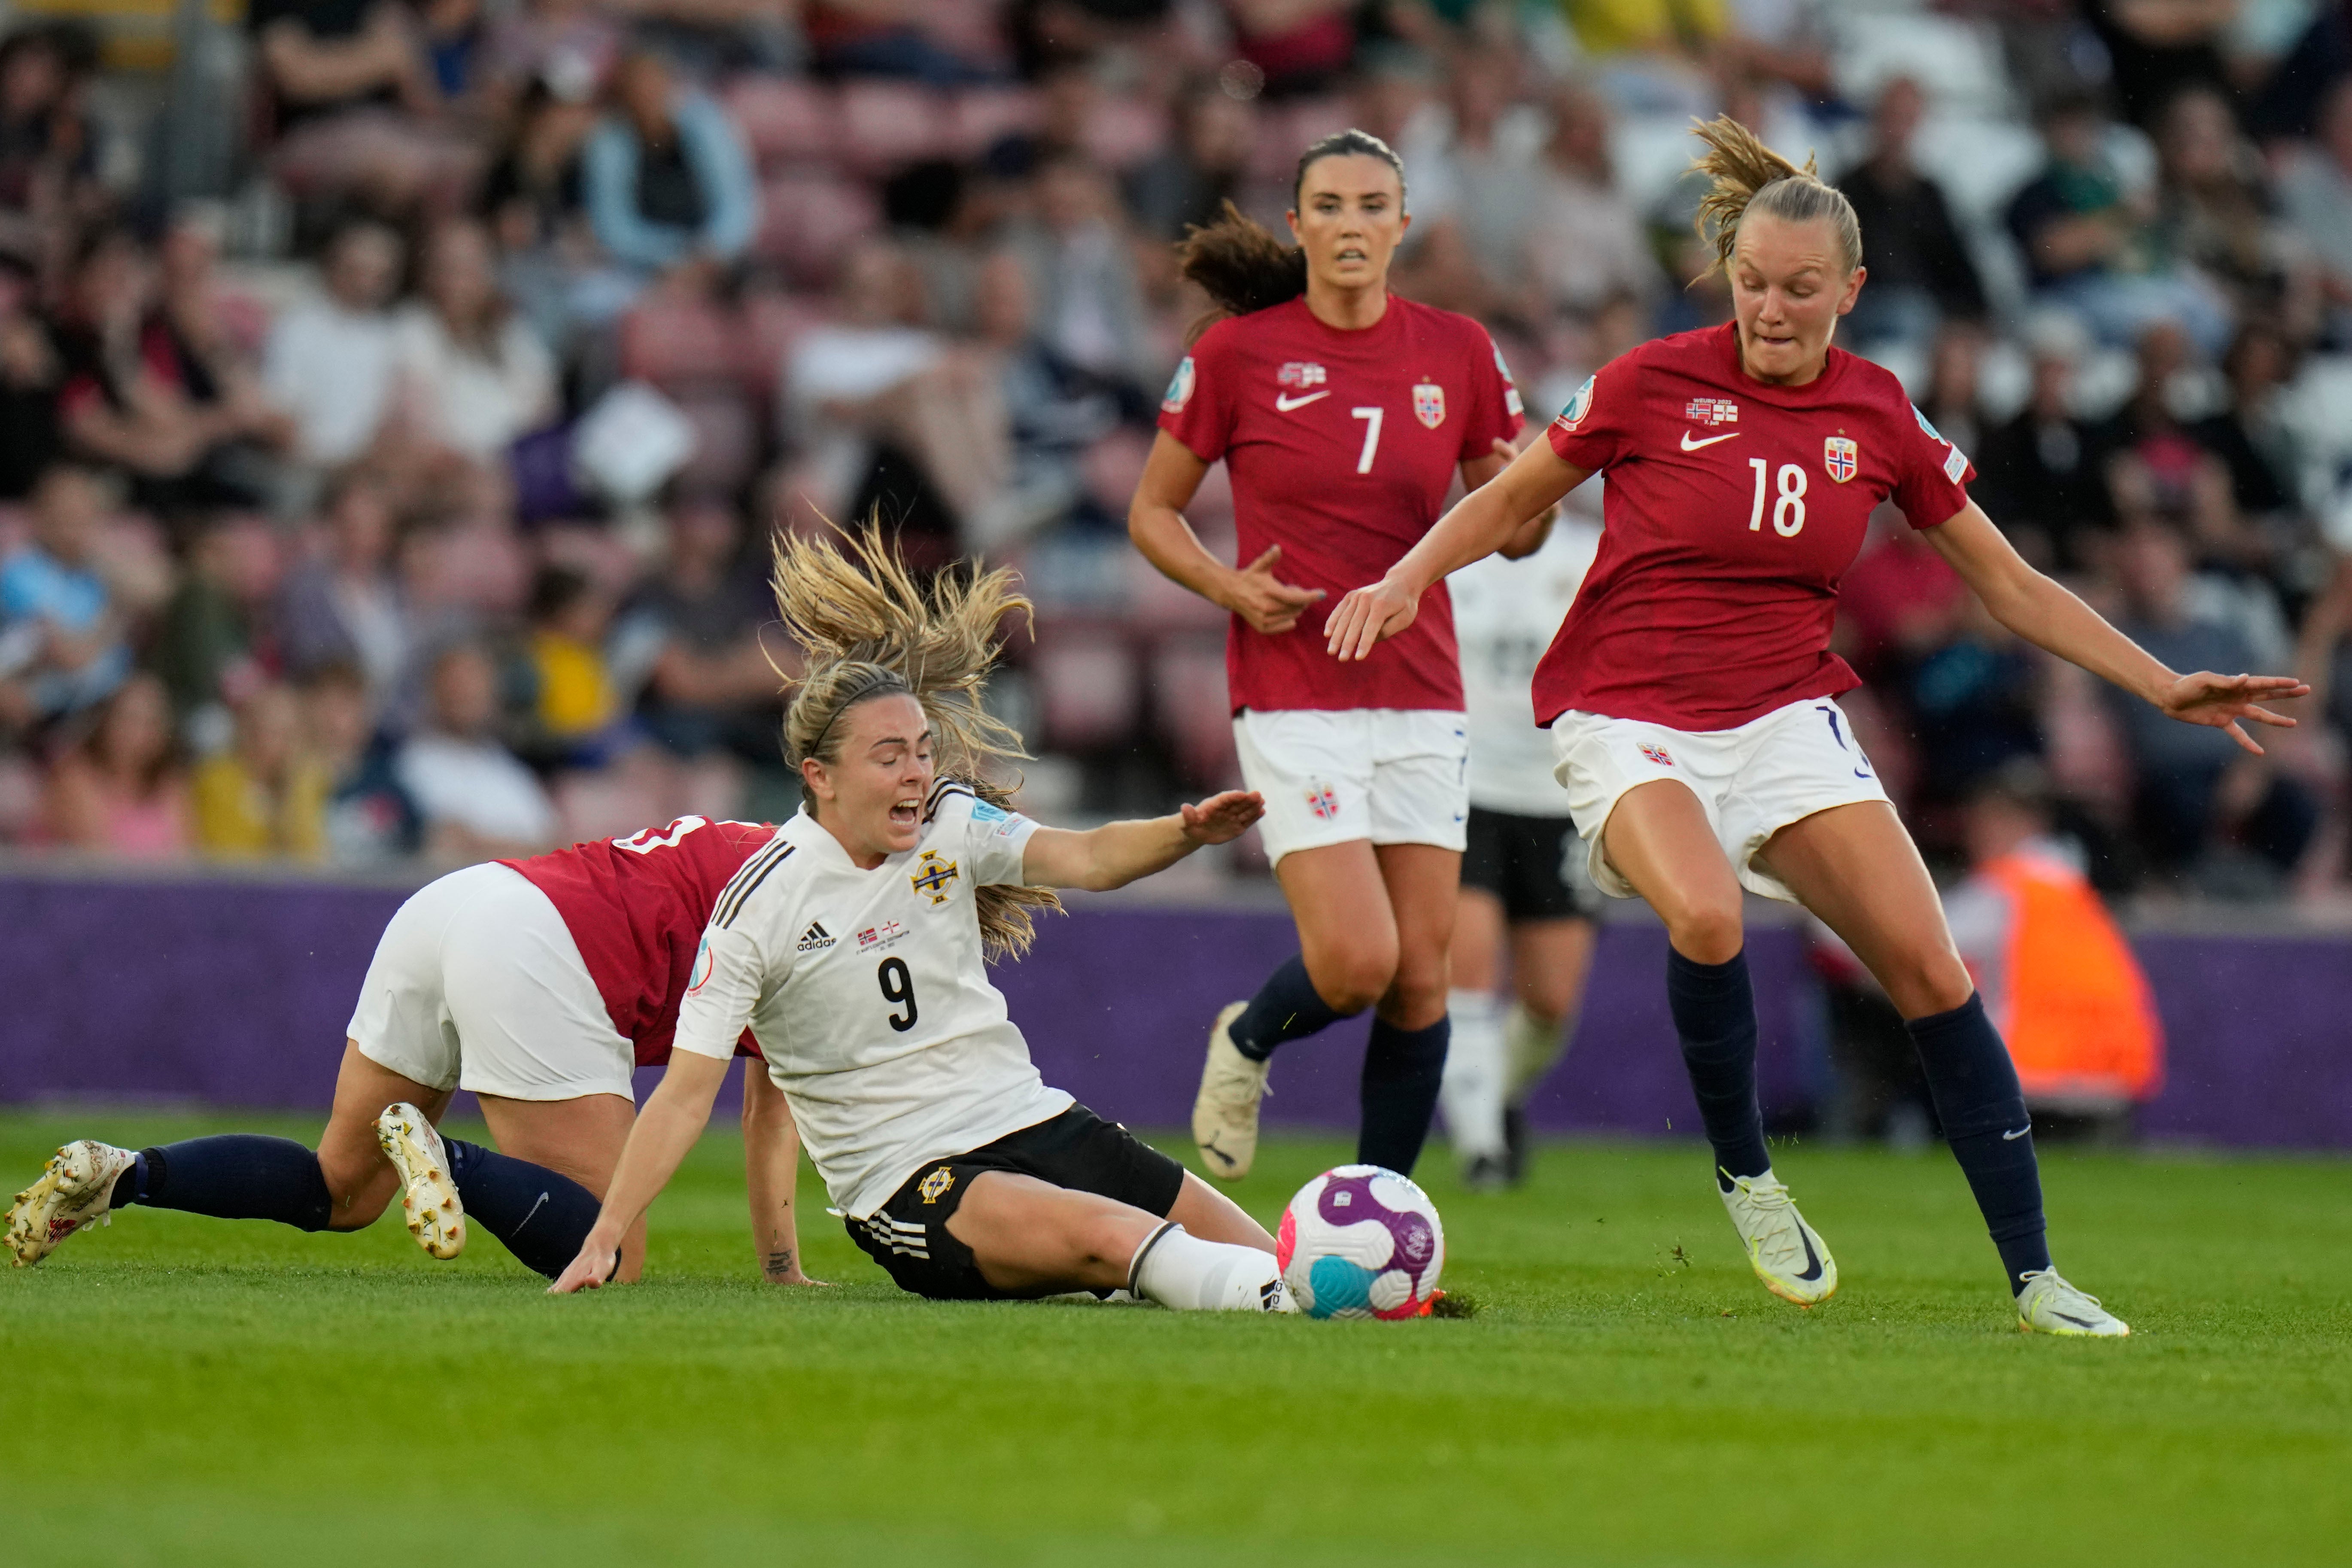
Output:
[{"xmin": 1175, "ymin": 129, "xmax": 1406, "ymax": 340}]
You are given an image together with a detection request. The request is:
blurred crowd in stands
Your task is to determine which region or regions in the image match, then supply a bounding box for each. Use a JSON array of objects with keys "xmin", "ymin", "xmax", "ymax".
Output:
[{"xmin": 7, "ymin": 0, "xmax": 2352, "ymax": 912}]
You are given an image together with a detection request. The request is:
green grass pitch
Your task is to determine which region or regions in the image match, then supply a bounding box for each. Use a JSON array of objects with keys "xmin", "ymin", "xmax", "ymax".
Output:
[{"xmin": 3, "ymin": 1110, "xmax": 2346, "ymax": 1567}]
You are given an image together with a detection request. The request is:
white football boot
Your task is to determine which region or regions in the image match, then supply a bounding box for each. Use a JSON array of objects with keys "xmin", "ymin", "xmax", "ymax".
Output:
[
  {"xmin": 2016, "ymin": 1269, "xmax": 2130, "ymax": 1337},
  {"xmin": 375, "ymin": 1102, "xmax": 465, "ymax": 1259},
  {"xmin": 1720, "ymin": 1169, "xmax": 1838, "ymax": 1306},
  {"xmin": 1191, "ymin": 1001, "xmax": 1271, "ymax": 1182},
  {"xmin": 5, "ymin": 1140, "xmax": 137, "ymax": 1267}
]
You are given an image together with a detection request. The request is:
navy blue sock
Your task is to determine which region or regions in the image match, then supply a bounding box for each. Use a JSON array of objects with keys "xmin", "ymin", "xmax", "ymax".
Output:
[
  {"xmin": 1356, "ymin": 1015, "xmax": 1449, "ymax": 1175},
  {"xmin": 1906, "ymin": 994, "xmax": 2051, "ymax": 1294},
  {"xmin": 443, "ymin": 1139, "xmax": 607, "ymax": 1280},
  {"xmin": 1228, "ymin": 954, "xmax": 1348, "ymax": 1062},
  {"xmin": 115, "ymin": 1137, "xmax": 334, "ymax": 1232},
  {"xmin": 1665, "ymin": 948, "xmax": 1772, "ymax": 1191}
]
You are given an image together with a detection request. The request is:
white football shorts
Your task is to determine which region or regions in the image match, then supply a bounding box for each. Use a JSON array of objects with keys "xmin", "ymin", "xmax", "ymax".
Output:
[
  {"xmin": 1549, "ymin": 696, "xmax": 1893, "ymax": 904},
  {"xmin": 1234, "ymin": 707, "xmax": 1470, "ymax": 865},
  {"xmin": 348, "ymin": 861, "xmax": 635, "ymax": 1102}
]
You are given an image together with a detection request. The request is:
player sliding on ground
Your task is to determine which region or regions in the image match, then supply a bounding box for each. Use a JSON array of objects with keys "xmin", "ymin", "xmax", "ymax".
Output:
[
  {"xmin": 1322, "ymin": 116, "xmax": 2312, "ymax": 1337},
  {"xmin": 7, "ymin": 818, "xmax": 820, "ymax": 1284},
  {"xmin": 551, "ymin": 527, "xmax": 1294, "ymax": 1311}
]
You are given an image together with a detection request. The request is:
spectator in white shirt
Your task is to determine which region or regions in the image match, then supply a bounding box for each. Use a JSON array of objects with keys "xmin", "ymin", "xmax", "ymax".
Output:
[
  {"xmin": 395, "ymin": 641, "xmax": 556, "ymax": 861},
  {"xmin": 263, "ymin": 218, "xmax": 405, "ymax": 469},
  {"xmin": 387, "ymin": 216, "xmax": 557, "ymax": 463}
]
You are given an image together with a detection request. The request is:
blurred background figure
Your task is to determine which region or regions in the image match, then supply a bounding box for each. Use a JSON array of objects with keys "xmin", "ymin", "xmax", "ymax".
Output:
[
  {"xmin": 395, "ymin": 641, "xmax": 555, "ymax": 861},
  {"xmin": 1943, "ymin": 761, "xmax": 2165, "ymax": 1143}
]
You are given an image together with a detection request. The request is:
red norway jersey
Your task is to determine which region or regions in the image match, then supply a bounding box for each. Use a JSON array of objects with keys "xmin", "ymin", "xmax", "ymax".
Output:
[
  {"xmin": 1538, "ymin": 324, "xmax": 1975, "ymax": 731},
  {"xmin": 502, "ymin": 816, "xmax": 776, "ymax": 1066},
  {"xmin": 1158, "ymin": 294, "xmax": 1523, "ymax": 713}
]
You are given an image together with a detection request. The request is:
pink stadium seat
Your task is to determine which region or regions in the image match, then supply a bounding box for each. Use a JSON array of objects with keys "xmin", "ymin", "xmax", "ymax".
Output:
[
  {"xmin": 1152, "ymin": 633, "xmax": 1239, "ymax": 785},
  {"xmin": 754, "ymin": 172, "xmax": 883, "ymax": 286},
  {"xmin": 1031, "ymin": 626, "xmax": 1140, "ymax": 750},
  {"xmin": 945, "ymin": 86, "xmax": 1043, "ymax": 156},
  {"xmin": 723, "ymin": 76, "xmax": 836, "ymax": 170},
  {"xmin": 835, "ymin": 81, "xmax": 951, "ymax": 173},
  {"xmin": 671, "ymin": 390, "xmax": 761, "ymax": 495},
  {"xmin": 739, "ymin": 292, "xmax": 832, "ymax": 400},
  {"xmin": 617, "ymin": 298, "xmax": 741, "ymax": 392},
  {"xmin": 1083, "ymin": 96, "xmax": 1170, "ymax": 171}
]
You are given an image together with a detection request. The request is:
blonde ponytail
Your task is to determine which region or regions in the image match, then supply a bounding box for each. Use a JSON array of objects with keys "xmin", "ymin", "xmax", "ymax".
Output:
[
  {"xmin": 772, "ymin": 522, "xmax": 1060, "ymax": 960},
  {"xmin": 1688, "ymin": 114, "xmax": 1861, "ymax": 277}
]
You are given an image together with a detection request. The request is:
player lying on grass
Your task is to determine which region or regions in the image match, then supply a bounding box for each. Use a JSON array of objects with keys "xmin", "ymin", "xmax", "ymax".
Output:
[
  {"xmin": 1321, "ymin": 115, "xmax": 2312, "ymax": 1337},
  {"xmin": 7, "ymin": 816, "xmax": 820, "ymax": 1285},
  {"xmin": 552, "ymin": 527, "xmax": 1295, "ymax": 1311}
]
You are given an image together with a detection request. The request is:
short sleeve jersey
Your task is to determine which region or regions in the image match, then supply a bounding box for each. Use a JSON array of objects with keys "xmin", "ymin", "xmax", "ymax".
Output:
[
  {"xmin": 1158, "ymin": 295, "xmax": 1524, "ymax": 714},
  {"xmin": 500, "ymin": 816, "xmax": 775, "ymax": 1065},
  {"xmin": 1449, "ymin": 514, "xmax": 1599, "ymax": 815},
  {"xmin": 671, "ymin": 785, "xmax": 1073, "ymax": 1219},
  {"xmin": 1539, "ymin": 324, "xmax": 1975, "ymax": 731}
]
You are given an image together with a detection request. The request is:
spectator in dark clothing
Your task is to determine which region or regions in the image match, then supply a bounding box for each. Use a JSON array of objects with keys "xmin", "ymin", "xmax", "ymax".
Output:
[
  {"xmin": 2089, "ymin": 0, "xmax": 2235, "ymax": 128},
  {"xmin": 0, "ymin": 22, "xmax": 105, "ymax": 287},
  {"xmin": 1124, "ymin": 75, "xmax": 1258, "ymax": 242},
  {"xmin": 249, "ymin": 0, "xmax": 472, "ymax": 211},
  {"xmin": 0, "ymin": 302, "xmax": 62, "ymax": 498},
  {"xmin": 300, "ymin": 656, "xmax": 419, "ymax": 863},
  {"xmin": 2094, "ymin": 319, "xmax": 2275, "ymax": 572},
  {"xmin": 2005, "ymin": 90, "xmax": 2233, "ymax": 353},
  {"xmin": 1839, "ymin": 77, "xmax": 1988, "ymax": 349},
  {"xmin": 2109, "ymin": 521, "xmax": 2316, "ymax": 887},
  {"xmin": 1973, "ymin": 313, "xmax": 2115, "ymax": 571},
  {"xmin": 612, "ymin": 497, "xmax": 781, "ymax": 767},
  {"xmin": 2194, "ymin": 325, "xmax": 2303, "ymax": 528},
  {"xmin": 2255, "ymin": 0, "xmax": 2352, "ymax": 140},
  {"xmin": 581, "ymin": 47, "xmax": 758, "ymax": 289}
]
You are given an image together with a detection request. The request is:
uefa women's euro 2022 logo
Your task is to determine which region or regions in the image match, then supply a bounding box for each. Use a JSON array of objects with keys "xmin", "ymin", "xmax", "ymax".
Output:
[
  {"xmin": 1162, "ymin": 356, "xmax": 1195, "ymax": 414},
  {"xmin": 1555, "ymin": 375, "xmax": 1595, "ymax": 433},
  {"xmin": 687, "ymin": 934, "xmax": 713, "ymax": 994}
]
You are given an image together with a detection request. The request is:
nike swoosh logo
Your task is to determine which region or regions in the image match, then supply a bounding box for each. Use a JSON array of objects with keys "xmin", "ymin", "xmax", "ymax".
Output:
[
  {"xmin": 1275, "ymin": 391, "xmax": 1330, "ymax": 411},
  {"xmin": 2003, "ymin": 1126, "xmax": 2031, "ymax": 1141},
  {"xmin": 1791, "ymin": 1222, "xmax": 1824, "ymax": 1282},
  {"xmin": 1680, "ymin": 430, "xmax": 1739, "ymax": 450}
]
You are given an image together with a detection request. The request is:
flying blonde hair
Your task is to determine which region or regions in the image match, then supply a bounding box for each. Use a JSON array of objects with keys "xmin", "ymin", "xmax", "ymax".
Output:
[
  {"xmin": 771, "ymin": 522, "xmax": 1059, "ymax": 960},
  {"xmin": 1688, "ymin": 114, "xmax": 1861, "ymax": 277}
]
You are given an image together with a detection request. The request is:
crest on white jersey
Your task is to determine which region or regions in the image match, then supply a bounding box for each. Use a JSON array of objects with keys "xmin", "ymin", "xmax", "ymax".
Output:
[
  {"xmin": 1685, "ymin": 398, "xmax": 1739, "ymax": 427},
  {"xmin": 1555, "ymin": 375, "xmax": 1595, "ymax": 432},
  {"xmin": 1161, "ymin": 356, "xmax": 1195, "ymax": 414},
  {"xmin": 1278, "ymin": 361, "xmax": 1327, "ymax": 389},
  {"xmin": 1823, "ymin": 435, "xmax": 1858, "ymax": 483},
  {"xmin": 1413, "ymin": 382, "xmax": 1446, "ymax": 429}
]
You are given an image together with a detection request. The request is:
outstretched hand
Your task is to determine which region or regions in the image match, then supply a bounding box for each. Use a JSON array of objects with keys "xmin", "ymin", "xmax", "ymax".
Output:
[
  {"xmin": 2157, "ymin": 671, "xmax": 2309, "ymax": 754},
  {"xmin": 1324, "ymin": 572, "xmax": 1420, "ymax": 663},
  {"xmin": 1222, "ymin": 545, "xmax": 1325, "ymax": 636},
  {"xmin": 1181, "ymin": 790, "xmax": 1264, "ymax": 845}
]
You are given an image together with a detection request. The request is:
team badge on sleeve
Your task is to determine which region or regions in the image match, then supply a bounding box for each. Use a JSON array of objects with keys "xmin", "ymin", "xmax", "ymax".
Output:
[
  {"xmin": 1161, "ymin": 355, "xmax": 1196, "ymax": 414},
  {"xmin": 1413, "ymin": 382, "xmax": 1446, "ymax": 428},
  {"xmin": 1555, "ymin": 375, "xmax": 1595, "ymax": 432},
  {"xmin": 1944, "ymin": 444, "xmax": 1970, "ymax": 483},
  {"xmin": 1823, "ymin": 436, "xmax": 1858, "ymax": 483},
  {"xmin": 1491, "ymin": 339, "xmax": 1524, "ymax": 418}
]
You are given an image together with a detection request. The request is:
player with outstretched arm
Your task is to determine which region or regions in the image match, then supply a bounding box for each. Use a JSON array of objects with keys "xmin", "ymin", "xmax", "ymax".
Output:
[
  {"xmin": 552, "ymin": 529, "xmax": 1294, "ymax": 1311},
  {"xmin": 1322, "ymin": 117, "xmax": 2309, "ymax": 1335},
  {"xmin": 1128, "ymin": 129, "xmax": 1531, "ymax": 1185},
  {"xmin": 8, "ymin": 815, "xmax": 820, "ymax": 1287}
]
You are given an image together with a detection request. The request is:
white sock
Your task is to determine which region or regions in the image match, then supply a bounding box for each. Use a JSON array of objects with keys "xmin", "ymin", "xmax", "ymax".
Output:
[
  {"xmin": 1503, "ymin": 1000, "xmax": 1570, "ymax": 1106},
  {"xmin": 1440, "ymin": 988, "xmax": 1508, "ymax": 1162},
  {"xmin": 1127, "ymin": 1223, "xmax": 1284, "ymax": 1311}
]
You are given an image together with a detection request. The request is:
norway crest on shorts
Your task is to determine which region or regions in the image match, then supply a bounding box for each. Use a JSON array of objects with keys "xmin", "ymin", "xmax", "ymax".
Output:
[
  {"xmin": 1823, "ymin": 435, "xmax": 1859, "ymax": 483},
  {"xmin": 1413, "ymin": 382, "xmax": 1446, "ymax": 429}
]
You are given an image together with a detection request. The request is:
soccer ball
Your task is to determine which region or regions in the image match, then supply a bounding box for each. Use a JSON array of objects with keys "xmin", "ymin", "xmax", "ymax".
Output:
[{"xmin": 1276, "ymin": 1164, "xmax": 1445, "ymax": 1319}]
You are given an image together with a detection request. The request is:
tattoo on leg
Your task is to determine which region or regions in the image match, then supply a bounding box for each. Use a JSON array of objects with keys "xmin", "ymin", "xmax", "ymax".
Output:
[{"xmin": 764, "ymin": 1249, "xmax": 796, "ymax": 1279}]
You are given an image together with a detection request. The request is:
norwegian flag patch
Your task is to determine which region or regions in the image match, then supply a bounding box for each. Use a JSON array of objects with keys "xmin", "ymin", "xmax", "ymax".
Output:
[
  {"xmin": 1824, "ymin": 436, "xmax": 1858, "ymax": 483},
  {"xmin": 1306, "ymin": 785, "xmax": 1340, "ymax": 820},
  {"xmin": 1637, "ymin": 742, "xmax": 1675, "ymax": 768},
  {"xmin": 1413, "ymin": 382, "xmax": 1446, "ymax": 429}
]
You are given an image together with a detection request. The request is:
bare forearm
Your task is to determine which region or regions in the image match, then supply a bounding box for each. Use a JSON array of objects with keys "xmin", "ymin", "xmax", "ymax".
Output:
[
  {"xmin": 586, "ymin": 1066, "xmax": 721, "ymax": 1247},
  {"xmin": 1129, "ymin": 503, "xmax": 1235, "ymax": 608},
  {"xmin": 1067, "ymin": 814, "xmax": 1196, "ymax": 891},
  {"xmin": 1988, "ymin": 571, "xmax": 2175, "ymax": 705},
  {"xmin": 741, "ymin": 1068, "xmax": 806, "ymax": 1281},
  {"xmin": 1391, "ymin": 481, "xmax": 1532, "ymax": 594}
]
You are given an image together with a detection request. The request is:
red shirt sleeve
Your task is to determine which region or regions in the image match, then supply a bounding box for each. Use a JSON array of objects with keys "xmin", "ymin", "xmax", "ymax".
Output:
[
  {"xmin": 1457, "ymin": 327, "xmax": 1525, "ymax": 461},
  {"xmin": 1543, "ymin": 347, "xmax": 1639, "ymax": 473},
  {"xmin": 1892, "ymin": 401, "xmax": 1976, "ymax": 531},
  {"xmin": 1157, "ymin": 322, "xmax": 1238, "ymax": 464}
]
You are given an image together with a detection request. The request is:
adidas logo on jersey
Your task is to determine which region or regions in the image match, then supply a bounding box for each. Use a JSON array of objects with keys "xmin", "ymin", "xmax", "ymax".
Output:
[{"xmin": 796, "ymin": 921, "xmax": 836, "ymax": 952}]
